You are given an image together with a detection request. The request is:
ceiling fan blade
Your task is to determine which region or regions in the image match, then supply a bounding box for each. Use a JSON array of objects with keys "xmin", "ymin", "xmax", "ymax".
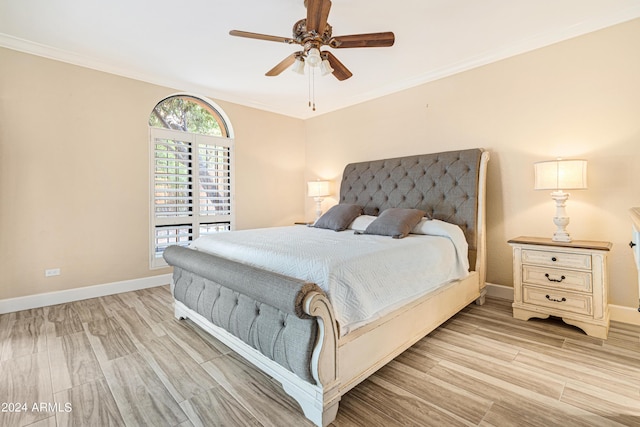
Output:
[
  {"xmin": 325, "ymin": 51, "xmax": 352, "ymax": 81},
  {"xmin": 331, "ymin": 32, "xmax": 395, "ymax": 48},
  {"xmin": 306, "ymin": 0, "xmax": 331, "ymax": 34},
  {"xmin": 265, "ymin": 53, "xmax": 298, "ymax": 76},
  {"xmin": 229, "ymin": 30, "xmax": 295, "ymax": 44}
]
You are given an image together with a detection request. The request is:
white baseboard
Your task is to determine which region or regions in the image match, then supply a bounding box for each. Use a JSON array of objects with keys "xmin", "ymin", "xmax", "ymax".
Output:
[
  {"xmin": 5, "ymin": 277, "xmax": 639, "ymax": 327},
  {"xmin": 609, "ymin": 304, "xmax": 640, "ymax": 326},
  {"xmin": 485, "ymin": 282, "xmax": 514, "ymax": 301},
  {"xmin": 484, "ymin": 282, "xmax": 640, "ymax": 327},
  {"xmin": 0, "ymin": 274, "xmax": 172, "ymax": 314}
]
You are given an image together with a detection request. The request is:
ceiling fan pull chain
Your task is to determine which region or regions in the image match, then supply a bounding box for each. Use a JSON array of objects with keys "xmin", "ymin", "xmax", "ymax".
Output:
[
  {"xmin": 312, "ymin": 67, "xmax": 316, "ymax": 111},
  {"xmin": 308, "ymin": 65, "xmax": 312, "ymax": 108}
]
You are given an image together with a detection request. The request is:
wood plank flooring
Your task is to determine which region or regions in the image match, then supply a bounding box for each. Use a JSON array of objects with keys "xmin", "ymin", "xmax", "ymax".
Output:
[{"xmin": 1, "ymin": 285, "xmax": 639, "ymax": 426}]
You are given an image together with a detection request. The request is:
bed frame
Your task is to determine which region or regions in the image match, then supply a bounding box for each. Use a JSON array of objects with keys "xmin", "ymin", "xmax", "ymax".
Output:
[{"xmin": 164, "ymin": 148, "xmax": 490, "ymax": 426}]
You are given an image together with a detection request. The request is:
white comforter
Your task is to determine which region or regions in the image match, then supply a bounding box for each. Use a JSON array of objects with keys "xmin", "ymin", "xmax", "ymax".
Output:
[{"xmin": 191, "ymin": 220, "xmax": 469, "ymax": 336}]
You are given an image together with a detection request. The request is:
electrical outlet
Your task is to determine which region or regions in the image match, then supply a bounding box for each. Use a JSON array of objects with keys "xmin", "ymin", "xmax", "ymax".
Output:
[{"xmin": 45, "ymin": 268, "xmax": 61, "ymax": 277}]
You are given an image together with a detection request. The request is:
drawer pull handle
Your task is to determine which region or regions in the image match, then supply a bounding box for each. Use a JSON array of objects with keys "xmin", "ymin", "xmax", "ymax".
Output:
[
  {"xmin": 545, "ymin": 273, "xmax": 566, "ymax": 283},
  {"xmin": 545, "ymin": 295, "xmax": 567, "ymax": 303},
  {"xmin": 630, "ymin": 241, "xmax": 637, "ymax": 249},
  {"xmin": 551, "ymin": 257, "xmax": 557, "ymax": 262}
]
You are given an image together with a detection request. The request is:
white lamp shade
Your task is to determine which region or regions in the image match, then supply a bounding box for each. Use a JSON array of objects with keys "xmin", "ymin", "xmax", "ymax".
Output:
[
  {"xmin": 306, "ymin": 48, "xmax": 322, "ymax": 67},
  {"xmin": 320, "ymin": 58, "xmax": 334, "ymax": 76},
  {"xmin": 307, "ymin": 180, "xmax": 330, "ymax": 197},
  {"xmin": 534, "ymin": 159, "xmax": 588, "ymax": 190},
  {"xmin": 291, "ymin": 57, "xmax": 305, "ymax": 75}
]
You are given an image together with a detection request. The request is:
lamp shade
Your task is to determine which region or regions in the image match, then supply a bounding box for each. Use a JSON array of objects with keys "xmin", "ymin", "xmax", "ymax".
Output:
[
  {"xmin": 291, "ymin": 57, "xmax": 305, "ymax": 75},
  {"xmin": 307, "ymin": 180, "xmax": 330, "ymax": 198},
  {"xmin": 534, "ymin": 159, "xmax": 588, "ymax": 190},
  {"xmin": 320, "ymin": 58, "xmax": 334, "ymax": 76},
  {"xmin": 306, "ymin": 48, "xmax": 322, "ymax": 67}
]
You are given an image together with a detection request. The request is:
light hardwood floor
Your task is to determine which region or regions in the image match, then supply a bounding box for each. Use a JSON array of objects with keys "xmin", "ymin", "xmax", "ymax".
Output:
[{"xmin": 1, "ymin": 285, "xmax": 640, "ymax": 426}]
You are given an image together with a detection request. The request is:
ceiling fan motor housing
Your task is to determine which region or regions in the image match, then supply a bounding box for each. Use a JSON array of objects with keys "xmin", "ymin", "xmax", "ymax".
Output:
[{"xmin": 293, "ymin": 18, "xmax": 335, "ymax": 52}]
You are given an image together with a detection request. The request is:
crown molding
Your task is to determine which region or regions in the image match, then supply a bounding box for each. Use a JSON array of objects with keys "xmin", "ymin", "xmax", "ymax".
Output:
[
  {"xmin": 327, "ymin": 8, "xmax": 640, "ymax": 118},
  {"xmin": 2, "ymin": 7, "xmax": 639, "ymax": 120}
]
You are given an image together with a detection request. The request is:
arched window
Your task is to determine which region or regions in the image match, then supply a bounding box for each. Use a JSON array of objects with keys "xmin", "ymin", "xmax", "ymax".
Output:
[{"xmin": 149, "ymin": 95, "xmax": 234, "ymax": 268}]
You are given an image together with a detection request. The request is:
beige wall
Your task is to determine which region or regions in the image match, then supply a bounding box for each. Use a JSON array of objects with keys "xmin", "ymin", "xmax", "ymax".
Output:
[
  {"xmin": 2, "ymin": 19, "xmax": 639, "ymax": 309},
  {"xmin": 304, "ymin": 19, "xmax": 640, "ymax": 307},
  {"xmin": 0, "ymin": 47, "xmax": 306, "ymax": 300}
]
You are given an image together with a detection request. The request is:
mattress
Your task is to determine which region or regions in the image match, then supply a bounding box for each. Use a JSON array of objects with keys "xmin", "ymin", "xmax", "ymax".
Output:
[{"xmin": 191, "ymin": 220, "xmax": 469, "ymax": 336}]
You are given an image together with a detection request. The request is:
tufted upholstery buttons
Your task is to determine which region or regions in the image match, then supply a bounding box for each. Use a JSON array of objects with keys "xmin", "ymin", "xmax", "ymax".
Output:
[
  {"xmin": 339, "ymin": 149, "xmax": 482, "ymax": 248},
  {"xmin": 172, "ymin": 268, "xmax": 320, "ymax": 384}
]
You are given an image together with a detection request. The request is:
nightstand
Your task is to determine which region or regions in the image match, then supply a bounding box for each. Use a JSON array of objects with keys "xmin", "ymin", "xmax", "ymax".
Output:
[{"xmin": 508, "ymin": 236, "xmax": 612, "ymax": 339}]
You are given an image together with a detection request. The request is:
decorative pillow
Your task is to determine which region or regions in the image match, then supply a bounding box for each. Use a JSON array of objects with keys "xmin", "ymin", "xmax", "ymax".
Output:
[
  {"xmin": 362, "ymin": 206, "xmax": 380, "ymax": 216},
  {"xmin": 362, "ymin": 208, "xmax": 427, "ymax": 239},
  {"xmin": 411, "ymin": 216, "xmax": 435, "ymax": 234},
  {"xmin": 347, "ymin": 215, "xmax": 377, "ymax": 231},
  {"xmin": 314, "ymin": 204, "xmax": 363, "ymax": 231}
]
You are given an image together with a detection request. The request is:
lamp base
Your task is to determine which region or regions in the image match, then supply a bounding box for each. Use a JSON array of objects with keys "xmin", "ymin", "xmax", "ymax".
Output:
[
  {"xmin": 314, "ymin": 197, "xmax": 324, "ymax": 221},
  {"xmin": 552, "ymin": 229, "xmax": 572, "ymax": 242},
  {"xmin": 550, "ymin": 191, "xmax": 572, "ymax": 242}
]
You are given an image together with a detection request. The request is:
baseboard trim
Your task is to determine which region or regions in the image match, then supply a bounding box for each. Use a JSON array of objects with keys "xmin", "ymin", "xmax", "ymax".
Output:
[
  {"xmin": 485, "ymin": 282, "xmax": 514, "ymax": 301},
  {"xmin": 4, "ymin": 278, "xmax": 639, "ymax": 327},
  {"xmin": 609, "ymin": 304, "xmax": 640, "ymax": 326},
  {"xmin": 0, "ymin": 274, "xmax": 172, "ymax": 314}
]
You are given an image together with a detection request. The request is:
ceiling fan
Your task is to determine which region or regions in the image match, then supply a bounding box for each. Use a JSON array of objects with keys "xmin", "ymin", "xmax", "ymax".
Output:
[{"xmin": 229, "ymin": 0, "xmax": 395, "ymax": 81}]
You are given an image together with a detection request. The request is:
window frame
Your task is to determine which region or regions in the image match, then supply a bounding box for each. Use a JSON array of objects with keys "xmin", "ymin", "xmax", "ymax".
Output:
[{"xmin": 149, "ymin": 95, "xmax": 234, "ymax": 269}]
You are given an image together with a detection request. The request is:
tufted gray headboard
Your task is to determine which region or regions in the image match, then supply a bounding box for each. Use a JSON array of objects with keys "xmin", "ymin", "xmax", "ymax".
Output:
[{"xmin": 340, "ymin": 149, "xmax": 484, "ymax": 252}]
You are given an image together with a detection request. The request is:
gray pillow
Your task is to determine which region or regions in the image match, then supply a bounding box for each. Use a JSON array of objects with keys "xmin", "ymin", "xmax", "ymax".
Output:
[
  {"xmin": 363, "ymin": 208, "xmax": 426, "ymax": 239},
  {"xmin": 314, "ymin": 204, "xmax": 363, "ymax": 231}
]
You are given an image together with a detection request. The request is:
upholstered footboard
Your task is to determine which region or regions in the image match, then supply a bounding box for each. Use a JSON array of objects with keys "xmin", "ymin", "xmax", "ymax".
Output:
[{"xmin": 163, "ymin": 245, "xmax": 340, "ymax": 426}]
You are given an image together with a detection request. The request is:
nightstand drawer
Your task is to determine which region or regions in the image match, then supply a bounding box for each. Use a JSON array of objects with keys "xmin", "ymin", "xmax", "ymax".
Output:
[
  {"xmin": 522, "ymin": 265, "xmax": 592, "ymax": 292},
  {"xmin": 521, "ymin": 249, "xmax": 591, "ymax": 270},
  {"xmin": 523, "ymin": 286, "xmax": 593, "ymax": 316}
]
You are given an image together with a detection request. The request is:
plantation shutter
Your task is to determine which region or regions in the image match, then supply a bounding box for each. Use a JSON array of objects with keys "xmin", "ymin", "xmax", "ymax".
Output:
[{"xmin": 150, "ymin": 127, "xmax": 234, "ymax": 267}]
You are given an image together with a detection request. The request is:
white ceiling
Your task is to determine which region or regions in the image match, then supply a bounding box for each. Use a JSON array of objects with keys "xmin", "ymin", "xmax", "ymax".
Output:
[{"xmin": 2, "ymin": 0, "xmax": 640, "ymax": 119}]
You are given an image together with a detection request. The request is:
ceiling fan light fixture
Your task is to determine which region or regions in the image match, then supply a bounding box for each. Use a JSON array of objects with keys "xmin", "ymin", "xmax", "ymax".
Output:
[
  {"xmin": 229, "ymin": 0, "xmax": 395, "ymax": 109},
  {"xmin": 291, "ymin": 57, "xmax": 305, "ymax": 74},
  {"xmin": 320, "ymin": 58, "xmax": 334, "ymax": 76},
  {"xmin": 306, "ymin": 48, "xmax": 322, "ymax": 67}
]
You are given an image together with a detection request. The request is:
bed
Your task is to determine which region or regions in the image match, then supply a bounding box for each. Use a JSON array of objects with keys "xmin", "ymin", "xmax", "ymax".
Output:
[{"xmin": 163, "ymin": 148, "xmax": 490, "ymax": 426}]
